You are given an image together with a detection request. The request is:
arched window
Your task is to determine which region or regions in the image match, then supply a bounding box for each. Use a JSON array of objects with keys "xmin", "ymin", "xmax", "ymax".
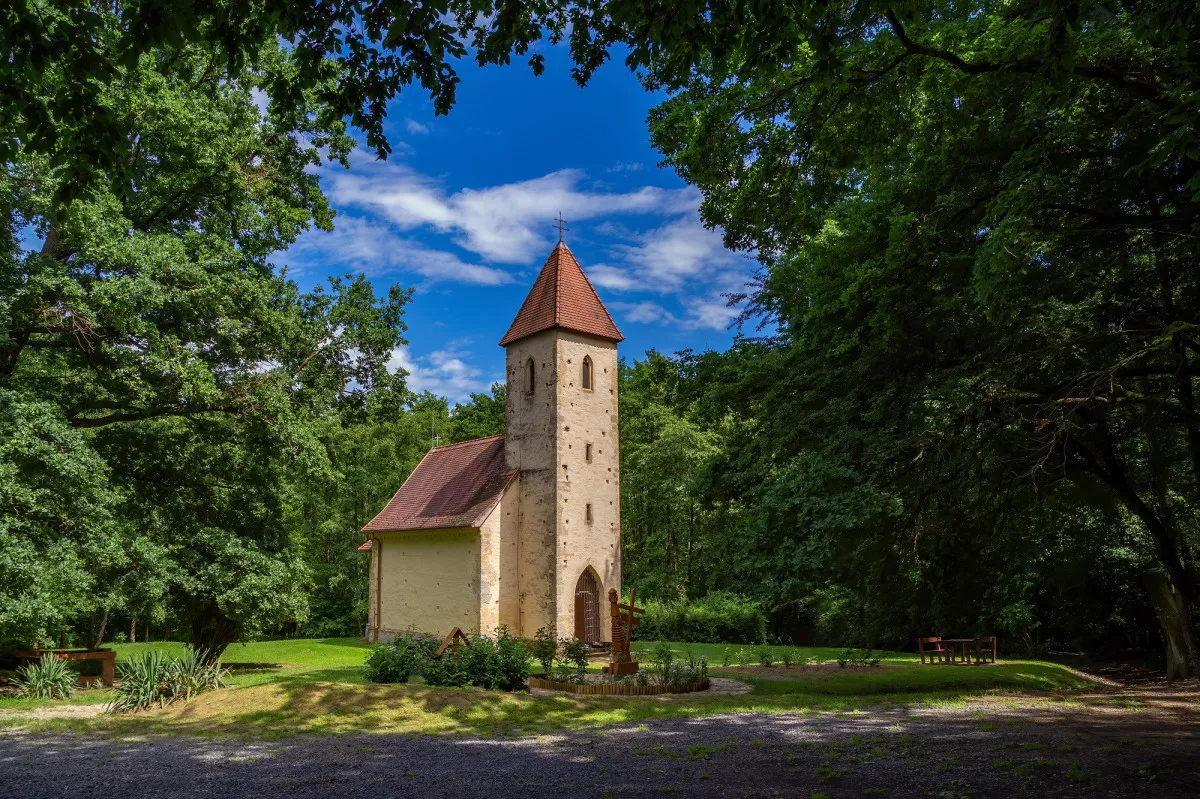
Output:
[
  {"xmin": 581, "ymin": 356, "xmax": 593, "ymax": 390},
  {"xmin": 524, "ymin": 358, "xmax": 535, "ymax": 394}
]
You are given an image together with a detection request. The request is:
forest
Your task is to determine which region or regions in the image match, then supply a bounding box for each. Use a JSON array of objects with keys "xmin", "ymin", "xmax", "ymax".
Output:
[{"xmin": 2, "ymin": 2, "xmax": 1197, "ymax": 678}]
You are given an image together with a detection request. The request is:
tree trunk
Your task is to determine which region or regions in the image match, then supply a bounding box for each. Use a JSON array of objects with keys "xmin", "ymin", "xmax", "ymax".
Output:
[
  {"xmin": 91, "ymin": 607, "xmax": 109, "ymax": 650},
  {"xmin": 130, "ymin": 617, "xmax": 136, "ymax": 642},
  {"xmin": 190, "ymin": 606, "xmax": 240, "ymax": 663},
  {"xmin": 1145, "ymin": 572, "xmax": 1195, "ymax": 679}
]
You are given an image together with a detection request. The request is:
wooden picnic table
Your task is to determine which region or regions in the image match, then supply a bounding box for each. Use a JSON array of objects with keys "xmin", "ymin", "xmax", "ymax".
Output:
[
  {"xmin": 939, "ymin": 638, "xmax": 980, "ymax": 665},
  {"xmin": 15, "ymin": 648, "xmax": 116, "ymax": 686},
  {"xmin": 938, "ymin": 637, "xmax": 997, "ymax": 666}
]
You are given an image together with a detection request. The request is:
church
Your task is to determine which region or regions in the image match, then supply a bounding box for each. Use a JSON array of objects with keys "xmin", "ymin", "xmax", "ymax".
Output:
[{"xmin": 359, "ymin": 240, "xmax": 622, "ymax": 644}]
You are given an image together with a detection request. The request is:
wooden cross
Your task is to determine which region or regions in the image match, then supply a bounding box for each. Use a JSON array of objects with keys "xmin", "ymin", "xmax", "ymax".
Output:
[
  {"xmin": 553, "ymin": 212, "xmax": 569, "ymax": 242},
  {"xmin": 608, "ymin": 588, "xmax": 645, "ymax": 670}
]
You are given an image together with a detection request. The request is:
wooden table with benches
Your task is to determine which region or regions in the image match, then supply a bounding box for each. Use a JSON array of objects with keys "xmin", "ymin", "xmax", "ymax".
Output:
[
  {"xmin": 15, "ymin": 648, "xmax": 116, "ymax": 687},
  {"xmin": 918, "ymin": 636, "xmax": 997, "ymax": 666}
]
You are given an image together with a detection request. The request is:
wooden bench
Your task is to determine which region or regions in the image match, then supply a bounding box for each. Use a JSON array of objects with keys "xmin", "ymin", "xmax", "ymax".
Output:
[
  {"xmin": 973, "ymin": 635, "xmax": 997, "ymax": 665},
  {"xmin": 918, "ymin": 636, "xmax": 947, "ymax": 664},
  {"xmin": 15, "ymin": 648, "xmax": 116, "ymax": 687}
]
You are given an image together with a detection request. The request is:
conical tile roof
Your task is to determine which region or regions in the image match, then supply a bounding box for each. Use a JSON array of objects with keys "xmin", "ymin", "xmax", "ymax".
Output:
[{"xmin": 499, "ymin": 242, "xmax": 623, "ymax": 346}]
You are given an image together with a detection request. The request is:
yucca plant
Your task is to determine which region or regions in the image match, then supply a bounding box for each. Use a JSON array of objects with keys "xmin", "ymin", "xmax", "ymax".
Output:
[
  {"xmin": 108, "ymin": 649, "xmax": 174, "ymax": 713},
  {"xmin": 169, "ymin": 647, "xmax": 228, "ymax": 701},
  {"xmin": 108, "ymin": 647, "xmax": 228, "ymax": 713},
  {"xmin": 13, "ymin": 655, "xmax": 77, "ymax": 699}
]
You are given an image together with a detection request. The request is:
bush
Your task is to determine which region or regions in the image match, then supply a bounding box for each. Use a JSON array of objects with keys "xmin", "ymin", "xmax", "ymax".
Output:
[
  {"xmin": 632, "ymin": 592, "xmax": 766, "ymax": 644},
  {"xmin": 368, "ymin": 628, "xmax": 529, "ymax": 691},
  {"xmin": 13, "ymin": 655, "xmax": 76, "ymax": 699},
  {"xmin": 549, "ymin": 636, "xmax": 589, "ymax": 683},
  {"xmin": 108, "ymin": 647, "xmax": 227, "ymax": 713},
  {"xmin": 531, "ymin": 627, "xmax": 557, "ymax": 676},
  {"xmin": 364, "ymin": 632, "xmax": 437, "ymax": 683},
  {"xmin": 836, "ymin": 647, "xmax": 883, "ymax": 667},
  {"xmin": 452, "ymin": 628, "xmax": 530, "ymax": 690},
  {"xmin": 644, "ymin": 641, "xmax": 708, "ymax": 686}
]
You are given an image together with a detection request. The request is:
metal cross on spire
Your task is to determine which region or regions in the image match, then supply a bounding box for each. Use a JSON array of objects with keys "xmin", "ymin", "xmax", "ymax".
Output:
[{"xmin": 553, "ymin": 212, "xmax": 569, "ymax": 242}]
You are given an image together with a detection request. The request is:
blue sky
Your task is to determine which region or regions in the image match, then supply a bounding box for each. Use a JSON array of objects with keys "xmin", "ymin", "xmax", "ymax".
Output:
[{"xmin": 283, "ymin": 46, "xmax": 753, "ymax": 403}]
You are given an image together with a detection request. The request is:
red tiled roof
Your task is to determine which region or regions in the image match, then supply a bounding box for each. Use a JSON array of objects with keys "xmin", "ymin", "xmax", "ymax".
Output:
[
  {"xmin": 361, "ymin": 435, "xmax": 515, "ymax": 533},
  {"xmin": 499, "ymin": 242, "xmax": 623, "ymax": 346},
  {"xmin": 356, "ymin": 540, "xmax": 373, "ymax": 552}
]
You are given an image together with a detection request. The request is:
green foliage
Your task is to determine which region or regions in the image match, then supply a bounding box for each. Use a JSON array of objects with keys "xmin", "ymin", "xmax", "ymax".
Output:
[
  {"xmin": 756, "ymin": 645, "xmax": 774, "ymax": 668},
  {"xmin": 108, "ymin": 647, "xmax": 227, "ymax": 713},
  {"xmin": 3, "ymin": 2, "xmax": 606, "ymax": 199},
  {"xmin": 644, "ymin": 641, "xmax": 708, "ymax": 686},
  {"xmin": 627, "ymin": 0, "xmax": 1200, "ymax": 672},
  {"xmin": 1, "ymin": 23, "xmax": 410, "ymax": 657},
  {"xmin": 836, "ymin": 649, "xmax": 883, "ymax": 669},
  {"xmin": 13, "ymin": 655, "xmax": 76, "ymax": 699},
  {"xmin": 551, "ymin": 637, "xmax": 589, "ymax": 684},
  {"xmin": 632, "ymin": 592, "xmax": 766, "ymax": 644},
  {"xmin": 365, "ymin": 629, "xmax": 529, "ymax": 691},
  {"xmin": 532, "ymin": 627, "xmax": 557, "ymax": 676},
  {"xmin": 363, "ymin": 633, "xmax": 438, "ymax": 684}
]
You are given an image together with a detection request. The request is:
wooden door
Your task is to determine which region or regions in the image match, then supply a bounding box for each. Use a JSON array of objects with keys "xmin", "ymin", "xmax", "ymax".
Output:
[{"xmin": 574, "ymin": 570, "xmax": 601, "ymax": 643}]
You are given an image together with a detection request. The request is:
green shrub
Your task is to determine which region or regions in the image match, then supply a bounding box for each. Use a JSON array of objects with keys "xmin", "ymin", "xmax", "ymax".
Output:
[
  {"xmin": 531, "ymin": 626, "xmax": 557, "ymax": 676},
  {"xmin": 644, "ymin": 641, "xmax": 708, "ymax": 686},
  {"xmin": 836, "ymin": 647, "xmax": 883, "ymax": 667},
  {"xmin": 757, "ymin": 644, "xmax": 775, "ymax": 667},
  {"xmin": 363, "ymin": 632, "xmax": 437, "ymax": 683},
  {"xmin": 551, "ymin": 636, "xmax": 589, "ymax": 683},
  {"xmin": 632, "ymin": 592, "xmax": 766, "ymax": 644},
  {"xmin": 454, "ymin": 627, "xmax": 530, "ymax": 690},
  {"xmin": 108, "ymin": 647, "xmax": 227, "ymax": 713},
  {"xmin": 380, "ymin": 628, "xmax": 530, "ymax": 691},
  {"xmin": 13, "ymin": 655, "xmax": 76, "ymax": 699}
]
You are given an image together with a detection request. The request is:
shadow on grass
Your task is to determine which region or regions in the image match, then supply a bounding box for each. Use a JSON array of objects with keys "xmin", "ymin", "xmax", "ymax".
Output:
[
  {"xmin": 742, "ymin": 663, "xmax": 1084, "ymax": 696},
  {"xmin": 21, "ymin": 659, "xmax": 1105, "ymax": 741}
]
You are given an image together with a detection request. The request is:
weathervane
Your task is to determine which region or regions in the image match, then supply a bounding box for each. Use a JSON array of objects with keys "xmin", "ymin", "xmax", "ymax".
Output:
[{"xmin": 553, "ymin": 212, "xmax": 569, "ymax": 242}]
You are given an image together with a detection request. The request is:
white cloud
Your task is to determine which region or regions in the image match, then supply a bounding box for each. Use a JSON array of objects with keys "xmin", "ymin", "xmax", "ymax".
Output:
[
  {"xmin": 607, "ymin": 161, "xmax": 643, "ymax": 173},
  {"xmin": 324, "ymin": 160, "xmax": 699, "ymax": 264},
  {"xmin": 406, "ymin": 119, "xmax": 430, "ymax": 135},
  {"xmin": 587, "ymin": 263, "xmax": 641, "ymax": 292},
  {"xmin": 681, "ymin": 295, "xmax": 741, "ymax": 331},
  {"xmin": 286, "ymin": 216, "xmax": 513, "ymax": 286},
  {"xmin": 610, "ymin": 301, "xmax": 676, "ymax": 325},
  {"xmin": 388, "ymin": 344, "xmax": 496, "ymax": 403},
  {"xmin": 611, "ymin": 296, "xmax": 739, "ymax": 332}
]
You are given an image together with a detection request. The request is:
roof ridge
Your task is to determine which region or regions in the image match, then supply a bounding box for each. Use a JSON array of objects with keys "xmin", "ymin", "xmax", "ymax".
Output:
[{"xmin": 430, "ymin": 434, "xmax": 505, "ymax": 451}]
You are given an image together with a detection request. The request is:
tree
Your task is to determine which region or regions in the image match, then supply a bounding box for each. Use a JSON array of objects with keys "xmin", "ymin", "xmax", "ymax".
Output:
[
  {"xmin": 631, "ymin": 3, "xmax": 1200, "ymax": 674},
  {"xmin": 3, "ymin": 0, "xmax": 598, "ymax": 199},
  {"xmin": 1, "ymin": 33, "xmax": 408, "ymax": 659}
]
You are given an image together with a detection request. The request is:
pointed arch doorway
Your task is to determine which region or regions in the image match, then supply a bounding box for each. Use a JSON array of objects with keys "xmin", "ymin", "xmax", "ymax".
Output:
[{"xmin": 574, "ymin": 569, "xmax": 602, "ymax": 643}]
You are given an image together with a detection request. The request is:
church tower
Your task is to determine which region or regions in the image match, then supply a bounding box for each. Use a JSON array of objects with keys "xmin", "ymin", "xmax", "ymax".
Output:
[{"xmin": 500, "ymin": 241, "xmax": 623, "ymax": 642}]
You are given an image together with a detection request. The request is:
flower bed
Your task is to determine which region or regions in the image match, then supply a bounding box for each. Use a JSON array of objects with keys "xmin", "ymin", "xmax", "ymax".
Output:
[{"xmin": 528, "ymin": 676, "xmax": 711, "ymax": 696}]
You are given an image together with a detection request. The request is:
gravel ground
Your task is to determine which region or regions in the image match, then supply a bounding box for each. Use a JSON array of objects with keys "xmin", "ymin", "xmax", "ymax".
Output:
[{"xmin": 2, "ymin": 699, "xmax": 1197, "ymax": 799}]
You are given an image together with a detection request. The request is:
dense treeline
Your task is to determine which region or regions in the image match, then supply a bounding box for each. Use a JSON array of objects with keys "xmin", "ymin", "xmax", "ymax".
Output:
[{"xmin": 619, "ymin": 351, "xmax": 1160, "ymax": 658}]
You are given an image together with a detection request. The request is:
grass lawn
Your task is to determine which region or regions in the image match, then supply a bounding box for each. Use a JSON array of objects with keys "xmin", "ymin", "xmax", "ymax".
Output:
[{"xmin": 0, "ymin": 638, "xmax": 1100, "ymax": 739}]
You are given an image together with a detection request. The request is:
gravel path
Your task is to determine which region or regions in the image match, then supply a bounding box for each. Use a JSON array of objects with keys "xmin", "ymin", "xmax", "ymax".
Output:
[{"xmin": 3, "ymin": 699, "xmax": 1197, "ymax": 799}]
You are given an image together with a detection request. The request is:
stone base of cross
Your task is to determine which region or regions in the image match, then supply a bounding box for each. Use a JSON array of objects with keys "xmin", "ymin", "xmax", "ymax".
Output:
[{"xmin": 606, "ymin": 587, "xmax": 644, "ymax": 676}]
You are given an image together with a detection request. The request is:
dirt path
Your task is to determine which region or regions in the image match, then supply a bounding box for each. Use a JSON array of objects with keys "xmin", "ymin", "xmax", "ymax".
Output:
[{"xmin": 2, "ymin": 691, "xmax": 1197, "ymax": 799}]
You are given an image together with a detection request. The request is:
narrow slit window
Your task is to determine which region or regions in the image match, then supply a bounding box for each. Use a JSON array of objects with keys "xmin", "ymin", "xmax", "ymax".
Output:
[
  {"xmin": 581, "ymin": 356, "xmax": 593, "ymax": 390},
  {"xmin": 524, "ymin": 357, "xmax": 535, "ymax": 394},
  {"xmin": 585, "ymin": 443, "xmax": 593, "ymax": 463},
  {"xmin": 585, "ymin": 503, "xmax": 593, "ymax": 524}
]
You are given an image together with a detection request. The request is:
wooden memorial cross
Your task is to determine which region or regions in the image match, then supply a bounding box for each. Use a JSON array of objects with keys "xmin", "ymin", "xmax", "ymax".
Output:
[
  {"xmin": 435, "ymin": 627, "xmax": 471, "ymax": 657},
  {"xmin": 608, "ymin": 588, "xmax": 645, "ymax": 675}
]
